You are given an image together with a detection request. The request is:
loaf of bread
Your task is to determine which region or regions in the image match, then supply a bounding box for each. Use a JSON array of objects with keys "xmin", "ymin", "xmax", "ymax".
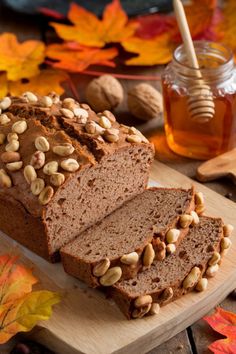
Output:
[
  {"xmin": 61, "ymin": 187, "xmax": 195, "ymax": 287},
  {"xmin": 110, "ymin": 216, "xmax": 226, "ymax": 319},
  {"xmin": 0, "ymin": 93, "xmax": 154, "ymax": 261}
]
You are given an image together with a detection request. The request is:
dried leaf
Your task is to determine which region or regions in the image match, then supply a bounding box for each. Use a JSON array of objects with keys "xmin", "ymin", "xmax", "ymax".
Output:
[
  {"xmin": 8, "ymin": 69, "xmax": 68, "ymax": 96},
  {"xmin": 50, "ymin": 0, "xmax": 138, "ymax": 48},
  {"xmin": 0, "ymin": 255, "xmax": 37, "ymax": 306},
  {"xmin": 204, "ymin": 307, "xmax": 236, "ymax": 353},
  {"xmin": 0, "ymin": 33, "xmax": 45, "ymax": 81},
  {"xmin": 122, "ymin": 33, "xmax": 174, "ymax": 66},
  {"xmin": 46, "ymin": 43, "xmax": 118, "ymax": 72},
  {"xmin": 0, "ymin": 291, "xmax": 61, "ymax": 344}
]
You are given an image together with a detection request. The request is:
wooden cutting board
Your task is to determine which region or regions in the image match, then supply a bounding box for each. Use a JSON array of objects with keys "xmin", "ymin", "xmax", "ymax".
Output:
[{"xmin": 1, "ymin": 160, "xmax": 236, "ymax": 354}]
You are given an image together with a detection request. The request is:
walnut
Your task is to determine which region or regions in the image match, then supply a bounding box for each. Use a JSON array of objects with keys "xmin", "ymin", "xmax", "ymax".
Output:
[
  {"xmin": 128, "ymin": 83, "xmax": 163, "ymax": 121},
  {"xmin": 85, "ymin": 75, "xmax": 124, "ymax": 112}
]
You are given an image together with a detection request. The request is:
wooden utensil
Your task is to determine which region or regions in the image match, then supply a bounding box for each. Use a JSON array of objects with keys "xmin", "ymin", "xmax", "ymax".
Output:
[
  {"xmin": 173, "ymin": 0, "xmax": 215, "ymax": 122},
  {"xmin": 197, "ymin": 148, "xmax": 236, "ymax": 184}
]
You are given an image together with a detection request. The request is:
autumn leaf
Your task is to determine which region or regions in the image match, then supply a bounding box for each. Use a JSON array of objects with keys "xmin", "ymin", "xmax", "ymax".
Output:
[
  {"xmin": 8, "ymin": 69, "xmax": 68, "ymax": 97},
  {"xmin": 46, "ymin": 43, "xmax": 118, "ymax": 72},
  {"xmin": 204, "ymin": 307, "xmax": 236, "ymax": 353},
  {"xmin": 50, "ymin": 0, "xmax": 138, "ymax": 48},
  {"xmin": 0, "ymin": 291, "xmax": 61, "ymax": 344},
  {"xmin": 122, "ymin": 33, "xmax": 174, "ymax": 66},
  {"xmin": 0, "ymin": 255, "xmax": 37, "ymax": 306},
  {"xmin": 0, "ymin": 33, "xmax": 45, "ymax": 81},
  {"xmin": 134, "ymin": 14, "xmax": 176, "ymax": 40},
  {"xmin": 0, "ymin": 74, "xmax": 8, "ymax": 98}
]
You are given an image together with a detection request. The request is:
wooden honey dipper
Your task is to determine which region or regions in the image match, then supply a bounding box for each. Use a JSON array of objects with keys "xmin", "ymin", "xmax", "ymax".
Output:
[{"xmin": 173, "ymin": 0, "xmax": 215, "ymax": 122}]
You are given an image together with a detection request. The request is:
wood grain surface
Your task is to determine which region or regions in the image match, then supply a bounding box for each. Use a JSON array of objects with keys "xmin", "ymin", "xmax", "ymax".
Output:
[{"xmin": 1, "ymin": 160, "xmax": 236, "ymax": 354}]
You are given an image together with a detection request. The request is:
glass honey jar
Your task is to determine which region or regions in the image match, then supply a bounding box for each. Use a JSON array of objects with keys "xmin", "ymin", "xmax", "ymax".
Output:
[{"xmin": 162, "ymin": 41, "xmax": 236, "ymax": 160}]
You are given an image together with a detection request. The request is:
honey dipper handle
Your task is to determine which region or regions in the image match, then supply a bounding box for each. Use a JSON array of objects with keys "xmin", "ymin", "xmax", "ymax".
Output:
[{"xmin": 173, "ymin": 0, "xmax": 202, "ymax": 79}]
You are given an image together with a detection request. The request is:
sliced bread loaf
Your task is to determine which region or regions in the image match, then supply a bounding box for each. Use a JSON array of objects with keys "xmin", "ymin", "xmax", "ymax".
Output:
[
  {"xmin": 110, "ymin": 216, "xmax": 231, "ymax": 319},
  {"xmin": 61, "ymin": 187, "xmax": 197, "ymax": 287}
]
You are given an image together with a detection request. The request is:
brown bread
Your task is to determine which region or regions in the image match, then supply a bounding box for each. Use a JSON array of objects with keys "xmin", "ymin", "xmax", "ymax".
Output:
[
  {"xmin": 61, "ymin": 187, "xmax": 195, "ymax": 287},
  {"xmin": 0, "ymin": 93, "xmax": 154, "ymax": 261},
  {"xmin": 110, "ymin": 216, "xmax": 224, "ymax": 319}
]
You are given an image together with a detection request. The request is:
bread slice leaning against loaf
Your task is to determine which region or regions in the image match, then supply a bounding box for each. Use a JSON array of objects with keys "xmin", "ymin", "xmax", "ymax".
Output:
[
  {"xmin": 110, "ymin": 216, "xmax": 230, "ymax": 319},
  {"xmin": 61, "ymin": 187, "xmax": 197, "ymax": 287},
  {"xmin": 0, "ymin": 93, "xmax": 154, "ymax": 262}
]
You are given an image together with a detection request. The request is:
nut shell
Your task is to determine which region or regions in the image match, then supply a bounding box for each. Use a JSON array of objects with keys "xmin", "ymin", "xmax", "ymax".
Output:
[
  {"xmin": 86, "ymin": 75, "xmax": 124, "ymax": 112},
  {"xmin": 128, "ymin": 83, "xmax": 163, "ymax": 121}
]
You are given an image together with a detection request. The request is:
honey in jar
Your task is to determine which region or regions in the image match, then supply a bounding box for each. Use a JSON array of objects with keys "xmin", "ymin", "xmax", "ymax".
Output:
[{"xmin": 162, "ymin": 41, "xmax": 236, "ymax": 160}]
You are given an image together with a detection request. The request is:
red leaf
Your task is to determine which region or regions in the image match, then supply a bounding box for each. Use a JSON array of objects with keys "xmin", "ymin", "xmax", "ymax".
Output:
[{"xmin": 134, "ymin": 14, "xmax": 176, "ymax": 39}]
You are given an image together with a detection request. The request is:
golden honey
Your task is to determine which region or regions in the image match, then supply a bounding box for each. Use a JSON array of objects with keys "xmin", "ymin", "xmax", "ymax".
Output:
[{"xmin": 162, "ymin": 41, "xmax": 236, "ymax": 160}]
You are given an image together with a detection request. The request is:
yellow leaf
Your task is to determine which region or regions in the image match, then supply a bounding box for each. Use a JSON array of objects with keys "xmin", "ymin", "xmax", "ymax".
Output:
[
  {"xmin": 122, "ymin": 33, "xmax": 174, "ymax": 66},
  {"xmin": 9, "ymin": 69, "xmax": 68, "ymax": 96},
  {"xmin": 0, "ymin": 290, "xmax": 61, "ymax": 344},
  {"xmin": 0, "ymin": 74, "xmax": 8, "ymax": 98},
  {"xmin": 0, "ymin": 33, "xmax": 45, "ymax": 81}
]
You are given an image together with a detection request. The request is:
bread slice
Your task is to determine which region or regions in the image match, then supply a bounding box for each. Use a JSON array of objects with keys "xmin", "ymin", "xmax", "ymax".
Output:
[
  {"xmin": 110, "ymin": 216, "xmax": 225, "ymax": 319},
  {"xmin": 61, "ymin": 187, "xmax": 196, "ymax": 287}
]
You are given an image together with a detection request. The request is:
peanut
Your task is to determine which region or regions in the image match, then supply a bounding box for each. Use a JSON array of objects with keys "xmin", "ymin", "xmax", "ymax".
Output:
[
  {"xmin": 35, "ymin": 136, "xmax": 50, "ymax": 152},
  {"xmin": 206, "ymin": 264, "xmax": 219, "ymax": 277},
  {"xmin": 60, "ymin": 159, "xmax": 80, "ymax": 172},
  {"xmin": 101, "ymin": 110, "xmax": 116, "ymax": 122},
  {"xmin": 12, "ymin": 120, "xmax": 27, "ymax": 134},
  {"xmin": 31, "ymin": 178, "xmax": 45, "ymax": 196},
  {"xmin": 0, "ymin": 114, "xmax": 10, "ymax": 125},
  {"xmin": 196, "ymin": 278, "xmax": 208, "ymax": 292},
  {"xmin": 126, "ymin": 134, "xmax": 142, "ymax": 144},
  {"xmin": 132, "ymin": 304, "xmax": 151, "ymax": 319},
  {"xmin": 99, "ymin": 116, "xmax": 112, "ymax": 129},
  {"xmin": 223, "ymin": 224, "xmax": 234, "ymax": 237},
  {"xmin": 0, "ymin": 169, "xmax": 12, "ymax": 188},
  {"xmin": 156, "ymin": 241, "xmax": 166, "ymax": 261},
  {"xmin": 143, "ymin": 243, "xmax": 155, "ymax": 267},
  {"xmin": 149, "ymin": 303, "xmax": 160, "ymax": 315},
  {"xmin": 30, "ymin": 151, "xmax": 45, "ymax": 169},
  {"xmin": 103, "ymin": 128, "xmax": 119, "ymax": 143},
  {"xmin": 5, "ymin": 140, "xmax": 19, "ymax": 152},
  {"xmin": 221, "ymin": 237, "xmax": 232, "ymax": 251},
  {"xmin": 161, "ymin": 287, "xmax": 174, "ymax": 302},
  {"xmin": 195, "ymin": 192, "xmax": 204, "ymax": 205},
  {"xmin": 195, "ymin": 204, "xmax": 205, "ymax": 215},
  {"xmin": 43, "ymin": 161, "xmax": 58, "ymax": 175},
  {"xmin": 208, "ymin": 251, "xmax": 221, "ymax": 266},
  {"xmin": 179, "ymin": 214, "xmax": 193, "ymax": 228},
  {"xmin": 166, "ymin": 243, "xmax": 176, "ymax": 254},
  {"xmin": 6, "ymin": 161, "xmax": 23, "ymax": 172},
  {"xmin": 134, "ymin": 295, "xmax": 152, "ymax": 308},
  {"xmin": 53, "ymin": 143, "xmax": 74, "ymax": 157},
  {"xmin": 73, "ymin": 107, "xmax": 88, "ymax": 120},
  {"xmin": 7, "ymin": 132, "xmax": 18, "ymax": 142},
  {"xmin": 183, "ymin": 266, "xmax": 201, "ymax": 290},
  {"xmin": 120, "ymin": 252, "xmax": 139, "ymax": 265},
  {"xmin": 0, "ymin": 97, "xmax": 11, "ymax": 110},
  {"xmin": 41, "ymin": 96, "xmax": 53, "ymax": 108},
  {"xmin": 60, "ymin": 108, "xmax": 74, "ymax": 119},
  {"xmin": 38, "ymin": 186, "xmax": 54, "ymax": 205},
  {"xmin": 50, "ymin": 173, "xmax": 65, "ymax": 187},
  {"xmin": 190, "ymin": 210, "xmax": 199, "ymax": 225},
  {"xmin": 166, "ymin": 229, "xmax": 180, "ymax": 244},
  {"xmin": 1, "ymin": 151, "xmax": 20, "ymax": 163},
  {"xmin": 24, "ymin": 165, "xmax": 37, "ymax": 184},
  {"xmin": 85, "ymin": 121, "xmax": 105, "ymax": 135},
  {"xmin": 93, "ymin": 258, "xmax": 110, "ymax": 277},
  {"xmin": 23, "ymin": 91, "xmax": 38, "ymax": 103},
  {"xmin": 99, "ymin": 267, "xmax": 122, "ymax": 286},
  {"xmin": 62, "ymin": 98, "xmax": 75, "ymax": 108}
]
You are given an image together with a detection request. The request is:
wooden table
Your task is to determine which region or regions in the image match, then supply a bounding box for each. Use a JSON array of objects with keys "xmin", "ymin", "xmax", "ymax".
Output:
[{"xmin": 0, "ymin": 4, "xmax": 235, "ymax": 353}]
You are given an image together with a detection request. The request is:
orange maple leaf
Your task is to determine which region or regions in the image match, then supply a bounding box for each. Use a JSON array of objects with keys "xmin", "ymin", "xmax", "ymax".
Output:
[
  {"xmin": 0, "ymin": 254, "xmax": 37, "ymax": 306},
  {"xmin": 204, "ymin": 307, "xmax": 236, "ymax": 353},
  {"xmin": 46, "ymin": 43, "xmax": 118, "ymax": 72},
  {"xmin": 50, "ymin": 0, "xmax": 138, "ymax": 48},
  {"xmin": 0, "ymin": 33, "xmax": 45, "ymax": 81},
  {"xmin": 122, "ymin": 33, "xmax": 175, "ymax": 66}
]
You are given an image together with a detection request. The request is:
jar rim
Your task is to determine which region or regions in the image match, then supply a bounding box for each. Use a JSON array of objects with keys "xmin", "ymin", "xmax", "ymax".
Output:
[{"xmin": 173, "ymin": 40, "xmax": 234, "ymax": 73}]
